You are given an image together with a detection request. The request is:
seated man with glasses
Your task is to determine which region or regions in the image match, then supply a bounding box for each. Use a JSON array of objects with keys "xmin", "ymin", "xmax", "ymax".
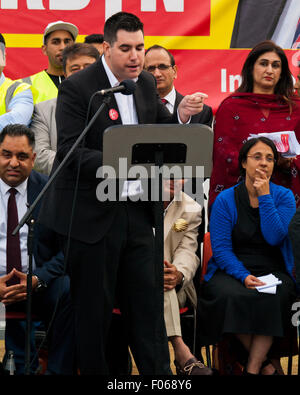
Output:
[{"xmin": 144, "ymin": 45, "xmax": 213, "ymax": 127}]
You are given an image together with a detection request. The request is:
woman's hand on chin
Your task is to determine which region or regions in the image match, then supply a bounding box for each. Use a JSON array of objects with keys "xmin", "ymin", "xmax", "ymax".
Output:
[{"xmin": 253, "ymin": 168, "xmax": 270, "ymax": 196}]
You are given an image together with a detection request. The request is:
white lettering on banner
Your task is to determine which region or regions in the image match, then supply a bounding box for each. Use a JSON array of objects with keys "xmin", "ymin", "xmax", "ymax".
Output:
[
  {"xmin": 105, "ymin": 0, "xmax": 122, "ymax": 20},
  {"xmin": 230, "ymin": 74, "xmax": 242, "ymax": 92},
  {"xmin": 105, "ymin": 0, "xmax": 184, "ymax": 19},
  {"xmin": 221, "ymin": 69, "xmax": 227, "ymax": 93},
  {"xmin": 221, "ymin": 68, "xmax": 242, "ymax": 93},
  {"xmin": 0, "ymin": 0, "xmax": 17, "ymax": 8},
  {"xmin": 0, "ymin": 0, "xmax": 90, "ymax": 9},
  {"xmin": 1, "ymin": 0, "xmax": 183, "ymax": 13},
  {"xmin": 49, "ymin": 0, "xmax": 90, "ymax": 10},
  {"xmin": 141, "ymin": 0, "xmax": 184, "ymax": 12},
  {"xmin": 28, "ymin": 0, "xmax": 44, "ymax": 9}
]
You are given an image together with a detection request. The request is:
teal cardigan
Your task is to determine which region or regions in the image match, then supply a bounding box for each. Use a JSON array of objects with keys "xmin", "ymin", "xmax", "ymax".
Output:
[{"xmin": 205, "ymin": 182, "xmax": 296, "ymax": 284}]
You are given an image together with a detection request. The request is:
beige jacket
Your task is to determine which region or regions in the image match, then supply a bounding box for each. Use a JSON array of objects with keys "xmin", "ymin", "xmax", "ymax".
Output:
[
  {"xmin": 164, "ymin": 191, "xmax": 202, "ymax": 309},
  {"xmin": 31, "ymin": 98, "xmax": 57, "ymax": 175}
]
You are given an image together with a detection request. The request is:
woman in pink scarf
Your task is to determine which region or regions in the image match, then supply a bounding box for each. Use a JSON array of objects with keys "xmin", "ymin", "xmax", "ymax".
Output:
[{"xmin": 209, "ymin": 40, "xmax": 300, "ymax": 210}]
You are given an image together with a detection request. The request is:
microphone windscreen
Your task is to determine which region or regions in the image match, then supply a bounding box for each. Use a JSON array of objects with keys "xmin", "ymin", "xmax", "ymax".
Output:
[{"xmin": 121, "ymin": 79, "xmax": 136, "ymax": 95}]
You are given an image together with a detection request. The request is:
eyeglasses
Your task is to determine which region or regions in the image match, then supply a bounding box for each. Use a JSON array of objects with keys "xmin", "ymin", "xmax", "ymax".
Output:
[
  {"xmin": 145, "ymin": 64, "xmax": 173, "ymax": 72},
  {"xmin": 247, "ymin": 154, "xmax": 275, "ymax": 163}
]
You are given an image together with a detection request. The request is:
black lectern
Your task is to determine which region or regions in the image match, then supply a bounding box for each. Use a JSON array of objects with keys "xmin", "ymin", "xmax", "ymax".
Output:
[{"xmin": 102, "ymin": 123, "xmax": 213, "ymax": 346}]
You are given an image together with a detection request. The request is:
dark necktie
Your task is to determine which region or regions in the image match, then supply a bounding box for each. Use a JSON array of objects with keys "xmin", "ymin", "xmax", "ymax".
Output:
[
  {"xmin": 6, "ymin": 188, "xmax": 22, "ymax": 285},
  {"xmin": 161, "ymin": 98, "xmax": 168, "ymax": 105}
]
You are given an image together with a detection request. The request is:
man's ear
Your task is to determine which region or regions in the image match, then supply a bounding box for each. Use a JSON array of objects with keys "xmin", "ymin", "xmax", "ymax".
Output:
[
  {"xmin": 173, "ymin": 64, "xmax": 178, "ymax": 80},
  {"xmin": 41, "ymin": 45, "xmax": 47, "ymax": 56},
  {"xmin": 102, "ymin": 41, "xmax": 111, "ymax": 56},
  {"xmin": 32, "ymin": 152, "xmax": 37, "ymax": 166}
]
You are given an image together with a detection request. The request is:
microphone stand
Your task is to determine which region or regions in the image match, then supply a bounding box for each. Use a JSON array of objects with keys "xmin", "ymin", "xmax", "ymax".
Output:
[
  {"xmin": 13, "ymin": 94, "xmax": 112, "ymax": 375},
  {"xmin": 24, "ymin": 217, "xmax": 34, "ymax": 375}
]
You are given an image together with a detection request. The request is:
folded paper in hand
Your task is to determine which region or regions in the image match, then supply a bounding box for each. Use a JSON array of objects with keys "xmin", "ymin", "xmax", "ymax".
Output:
[
  {"xmin": 248, "ymin": 131, "xmax": 300, "ymax": 158},
  {"xmin": 255, "ymin": 273, "xmax": 282, "ymax": 294}
]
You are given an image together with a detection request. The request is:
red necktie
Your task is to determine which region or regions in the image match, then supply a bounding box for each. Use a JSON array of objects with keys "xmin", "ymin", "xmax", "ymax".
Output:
[
  {"xmin": 161, "ymin": 98, "xmax": 168, "ymax": 105},
  {"xmin": 6, "ymin": 188, "xmax": 22, "ymax": 285}
]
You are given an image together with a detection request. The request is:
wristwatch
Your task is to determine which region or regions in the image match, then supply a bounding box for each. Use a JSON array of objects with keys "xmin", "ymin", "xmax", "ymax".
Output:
[{"xmin": 33, "ymin": 275, "xmax": 46, "ymax": 292}]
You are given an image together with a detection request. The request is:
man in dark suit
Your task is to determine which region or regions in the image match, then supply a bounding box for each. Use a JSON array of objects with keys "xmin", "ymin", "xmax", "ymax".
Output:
[
  {"xmin": 38, "ymin": 11, "xmax": 207, "ymax": 375},
  {"xmin": 144, "ymin": 44, "xmax": 213, "ymax": 127},
  {"xmin": 0, "ymin": 124, "xmax": 74, "ymax": 374}
]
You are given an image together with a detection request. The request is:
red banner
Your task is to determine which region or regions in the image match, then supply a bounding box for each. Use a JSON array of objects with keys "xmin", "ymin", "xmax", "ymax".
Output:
[
  {"xmin": 2, "ymin": 0, "xmax": 300, "ymax": 113},
  {"xmin": 123, "ymin": 0, "xmax": 211, "ymax": 36},
  {"xmin": 1, "ymin": 1, "xmax": 210, "ymax": 35}
]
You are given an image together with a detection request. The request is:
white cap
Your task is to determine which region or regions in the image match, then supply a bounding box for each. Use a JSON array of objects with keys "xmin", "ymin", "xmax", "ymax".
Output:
[{"xmin": 43, "ymin": 21, "xmax": 78, "ymax": 44}]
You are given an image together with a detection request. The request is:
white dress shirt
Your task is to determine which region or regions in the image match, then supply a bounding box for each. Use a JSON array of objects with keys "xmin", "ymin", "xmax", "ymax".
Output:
[
  {"xmin": 101, "ymin": 56, "xmax": 142, "ymax": 196},
  {"xmin": 163, "ymin": 86, "xmax": 189, "ymax": 124},
  {"xmin": 0, "ymin": 178, "xmax": 35, "ymax": 276},
  {"xmin": 102, "ymin": 56, "xmax": 138, "ymax": 125},
  {"xmin": 102, "ymin": 58, "xmax": 188, "ymax": 124},
  {"xmin": 162, "ymin": 87, "xmax": 176, "ymax": 114}
]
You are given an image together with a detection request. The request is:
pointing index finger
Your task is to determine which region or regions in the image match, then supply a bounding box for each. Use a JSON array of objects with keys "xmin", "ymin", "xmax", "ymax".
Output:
[{"xmin": 193, "ymin": 92, "xmax": 208, "ymax": 99}]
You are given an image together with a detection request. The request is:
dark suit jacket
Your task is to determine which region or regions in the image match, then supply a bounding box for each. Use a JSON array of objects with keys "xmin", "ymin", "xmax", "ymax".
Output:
[
  {"xmin": 174, "ymin": 90, "xmax": 213, "ymax": 127},
  {"xmin": 230, "ymin": 0, "xmax": 287, "ymax": 48},
  {"xmin": 39, "ymin": 59, "xmax": 178, "ymax": 244},
  {"xmin": 27, "ymin": 170, "xmax": 65, "ymax": 285}
]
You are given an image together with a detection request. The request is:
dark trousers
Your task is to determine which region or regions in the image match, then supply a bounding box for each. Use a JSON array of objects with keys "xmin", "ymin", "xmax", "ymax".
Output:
[
  {"xmin": 64, "ymin": 202, "xmax": 171, "ymax": 375},
  {"xmin": 5, "ymin": 276, "xmax": 75, "ymax": 375}
]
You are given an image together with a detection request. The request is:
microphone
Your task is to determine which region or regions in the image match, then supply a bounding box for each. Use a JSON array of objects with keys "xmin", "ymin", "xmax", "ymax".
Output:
[{"xmin": 98, "ymin": 79, "xmax": 136, "ymax": 96}]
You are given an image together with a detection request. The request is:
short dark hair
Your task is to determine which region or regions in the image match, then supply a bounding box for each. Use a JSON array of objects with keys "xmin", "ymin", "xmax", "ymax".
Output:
[
  {"xmin": 238, "ymin": 136, "xmax": 278, "ymax": 177},
  {"xmin": 237, "ymin": 40, "xmax": 294, "ymax": 99},
  {"xmin": 104, "ymin": 12, "xmax": 144, "ymax": 45},
  {"xmin": 62, "ymin": 43, "xmax": 100, "ymax": 73},
  {"xmin": 84, "ymin": 34, "xmax": 103, "ymax": 44},
  {"xmin": 0, "ymin": 124, "xmax": 35, "ymax": 148},
  {"xmin": 0, "ymin": 33, "xmax": 5, "ymax": 46},
  {"xmin": 145, "ymin": 45, "xmax": 175, "ymax": 66}
]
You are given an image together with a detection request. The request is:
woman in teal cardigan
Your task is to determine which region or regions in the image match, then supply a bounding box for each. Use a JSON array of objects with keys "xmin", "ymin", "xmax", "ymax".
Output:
[{"xmin": 198, "ymin": 136, "xmax": 297, "ymax": 375}]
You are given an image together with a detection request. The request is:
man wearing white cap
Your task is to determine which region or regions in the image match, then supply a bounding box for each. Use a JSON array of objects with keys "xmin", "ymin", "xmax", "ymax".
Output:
[{"xmin": 21, "ymin": 21, "xmax": 78, "ymax": 104}]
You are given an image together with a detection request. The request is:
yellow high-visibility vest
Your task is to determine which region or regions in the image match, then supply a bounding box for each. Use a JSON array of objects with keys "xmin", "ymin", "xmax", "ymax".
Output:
[
  {"xmin": 0, "ymin": 77, "xmax": 32, "ymax": 115},
  {"xmin": 21, "ymin": 70, "xmax": 58, "ymax": 104}
]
